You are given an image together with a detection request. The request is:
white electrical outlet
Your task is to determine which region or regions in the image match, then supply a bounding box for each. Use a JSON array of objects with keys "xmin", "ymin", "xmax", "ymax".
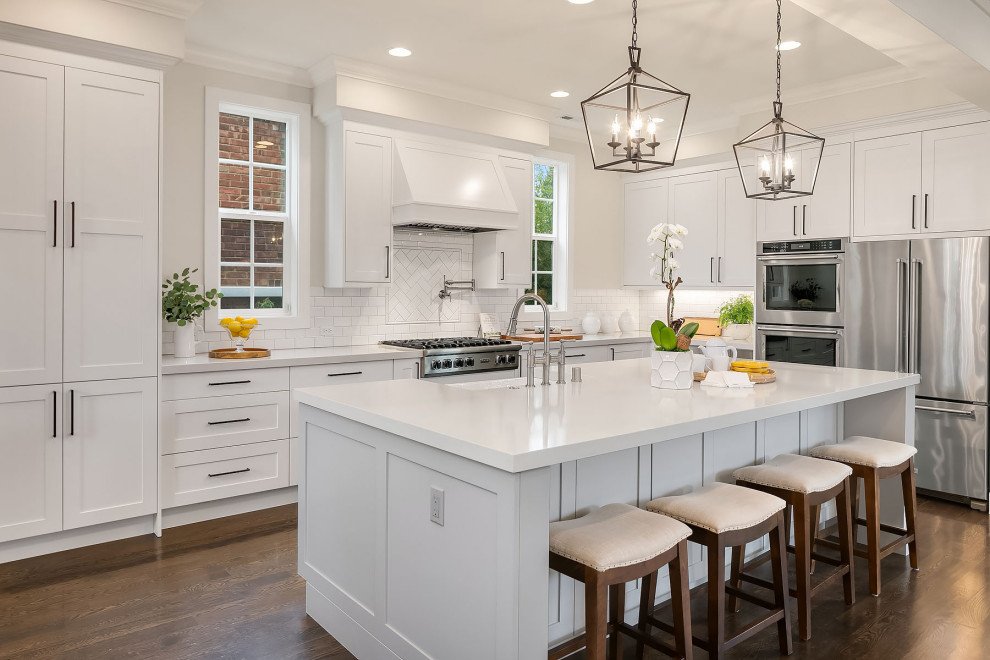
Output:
[
  {"xmin": 430, "ymin": 487, "xmax": 444, "ymax": 526},
  {"xmin": 319, "ymin": 327, "xmax": 334, "ymax": 337}
]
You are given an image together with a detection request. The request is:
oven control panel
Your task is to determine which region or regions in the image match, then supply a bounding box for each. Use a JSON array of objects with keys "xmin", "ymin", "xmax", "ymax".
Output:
[{"xmin": 761, "ymin": 238, "xmax": 842, "ymax": 254}]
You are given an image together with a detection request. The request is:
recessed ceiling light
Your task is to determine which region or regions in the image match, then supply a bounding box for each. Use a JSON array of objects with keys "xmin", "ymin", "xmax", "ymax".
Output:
[
  {"xmin": 776, "ymin": 40, "xmax": 801, "ymax": 51},
  {"xmin": 388, "ymin": 47, "xmax": 412, "ymax": 57},
  {"xmin": 568, "ymin": 0, "xmax": 595, "ymax": 4},
  {"xmin": 550, "ymin": 90, "xmax": 570, "ymax": 98}
]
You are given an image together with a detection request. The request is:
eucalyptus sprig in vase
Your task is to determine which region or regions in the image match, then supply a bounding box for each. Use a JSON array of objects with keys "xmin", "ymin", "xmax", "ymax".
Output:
[
  {"xmin": 649, "ymin": 319, "xmax": 699, "ymax": 390},
  {"xmin": 162, "ymin": 267, "xmax": 223, "ymax": 358},
  {"xmin": 647, "ymin": 223, "xmax": 688, "ymax": 325}
]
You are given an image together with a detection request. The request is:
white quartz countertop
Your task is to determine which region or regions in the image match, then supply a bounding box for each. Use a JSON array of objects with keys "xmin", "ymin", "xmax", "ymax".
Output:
[
  {"xmin": 511, "ymin": 331, "xmax": 652, "ymax": 348},
  {"xmin": 296, "ymin": 359, "xmax": 920, "ymax": 473},
  {"xmin": 161, "ymin": 345, "xmax": 418, "ymax": 375}
]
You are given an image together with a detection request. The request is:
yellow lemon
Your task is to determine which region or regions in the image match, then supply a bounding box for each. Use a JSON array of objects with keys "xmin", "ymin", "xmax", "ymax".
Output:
[
  {"xmin": 247, "ymin": 317, "xmax": 258, "ymax": 325},
  {"xmin": 235, "ymin": 316, "xmax": 244, "ymax": 322},
  {"xmin": 227, "ymin": 322, "xmax": 242, "ymax": 333},
  {"xmin": 219, "ymin": 318, "xmax": 231, "ymax": 326},
  {"xmin": 239, "ymin": 329, "xmax": 251, "ymax": 338}
]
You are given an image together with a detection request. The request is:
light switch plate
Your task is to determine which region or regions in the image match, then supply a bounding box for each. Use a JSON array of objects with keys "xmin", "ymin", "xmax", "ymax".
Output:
[{"xmin": 430, "ymin": 486, "xmax": 444, "ymax": 526}]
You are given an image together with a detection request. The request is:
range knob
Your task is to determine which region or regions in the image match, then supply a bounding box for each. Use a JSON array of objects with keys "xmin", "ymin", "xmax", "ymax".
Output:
[
  {"xmin": 454, "ymin": 358, "xmax": 464, "ymax": 367},
  {"xmin": 431, "ymin": 360, "xmax": 442, "ymax": 370},
  {"xmin": 507, "ymin": 354, "xmax": 517, "ymax": 364},
  {"xmin": 496, "ymin": 354, "xmax": 507, "ymax": 365},
  {"xmin": 442, "ymin": 359, "xmax": 453, "ymax": 368},
  {"xmin": 465, "ymin": 357, "xmax": 475, "ymax": 367}
]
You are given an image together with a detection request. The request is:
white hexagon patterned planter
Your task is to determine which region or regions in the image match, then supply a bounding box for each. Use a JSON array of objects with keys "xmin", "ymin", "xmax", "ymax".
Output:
[{"xmin": 650, "ymin": 350, "xmax": 694, "ymax": 390}]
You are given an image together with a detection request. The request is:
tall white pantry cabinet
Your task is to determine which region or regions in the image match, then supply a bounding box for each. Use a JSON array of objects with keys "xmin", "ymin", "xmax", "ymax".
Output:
[{"xmin": 0, "ymin": 49, "xmax": 160, "ymax": 548}]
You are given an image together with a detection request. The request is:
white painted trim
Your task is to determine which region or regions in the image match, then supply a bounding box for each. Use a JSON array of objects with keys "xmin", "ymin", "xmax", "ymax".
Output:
[
  {"xmin": 0, "ymin": 515, "xmax": 156, "ymax": 565},
  {"xmin": 161, "ymin": 486, "xmax": 297, "ymax": 529},
  {"xmin": 0, "ymin": 24, "xmax": 178, "ymax": 69},
  {"xmin": 0, "ymin": 38, "xmax": 166, "ymax": 80},
  {"xmin": 203, "ymin": 87, "xmax": 312, "ymax": 331},
  {"xmin": 184, "ymin": 42, "xmax": 313, "ymax": 88},
  {"xmin": 104, "ymin": 0, "xmax": 204, "ymax": 19}
]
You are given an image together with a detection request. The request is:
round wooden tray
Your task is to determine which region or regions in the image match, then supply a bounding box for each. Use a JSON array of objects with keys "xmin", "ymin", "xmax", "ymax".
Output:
[
  {"xmin": 208, "ymin": 347, "xmax": 271, "ymax": 359},
  {"xmin": 694, "ymin": 369, "xmax": 776, "ymax": 384}
]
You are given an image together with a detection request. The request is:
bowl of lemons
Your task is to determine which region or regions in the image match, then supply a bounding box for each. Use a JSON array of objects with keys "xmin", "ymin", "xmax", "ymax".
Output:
[{"xmin": 220, "ymin": 316, "xmax": 259, "ymax": 352}]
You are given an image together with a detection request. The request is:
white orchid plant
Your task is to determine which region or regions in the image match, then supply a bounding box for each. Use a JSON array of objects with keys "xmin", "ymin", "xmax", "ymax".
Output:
[{"xmin": 647, "ymin": 223, "xmax": 689, "ymax": 326}]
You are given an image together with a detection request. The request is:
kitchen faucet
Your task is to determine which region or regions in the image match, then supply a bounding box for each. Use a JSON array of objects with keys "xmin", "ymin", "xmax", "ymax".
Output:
[{"xmin": 506, "ymin": 293, "xmax": 566, "ymax": 387}]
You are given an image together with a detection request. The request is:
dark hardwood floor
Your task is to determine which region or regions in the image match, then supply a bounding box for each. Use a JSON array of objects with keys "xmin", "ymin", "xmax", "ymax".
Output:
[{"xmin": 0, "ymin": 496, "xmax": 986, "ymax": 659}]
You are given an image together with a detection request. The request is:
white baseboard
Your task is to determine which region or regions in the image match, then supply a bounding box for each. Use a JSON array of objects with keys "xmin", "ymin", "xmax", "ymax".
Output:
[
  {"xmin": 306, "ymin": 583, "xmax": 401, "ymax": 660},
  {"xmin": 0, "ymin": 515, "xmax": 156, "ymax": 565},
  {"xmin": 161, "ymin": 486, "xmax": 298, "ymax": 529}
]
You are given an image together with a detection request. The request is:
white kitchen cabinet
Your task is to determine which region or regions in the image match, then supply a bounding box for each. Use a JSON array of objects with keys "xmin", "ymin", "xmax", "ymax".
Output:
[
  {"xmin": 622, "ymin": 178, "xmax": 668, "ymax": 286},
  {"xmin": 474, "ymin": 156, "xmax": 533, "ymax": 289},
  {"xmin": 669, "ymin": 172, "xmax": 718, "ymax": 287},
  {"xmin": 757, "ymin": 143, "xmax": 851, "ymax": 241},
  {"xmin": 609, "ymin": 343, "xmax": 650, "ymax": 360},
  {"xmin": 62, "ymin": 69, "xmax": 159, "ymax": 382},
  {"xmin": 0, "ymin": 56, "xmax": 63, "ymax": 388},
  {"xmin": 854, "ymin": 133, "xmax": 923, "ymax": 238},
  {"xmin": 921, "ymin": 122, "xmax": 990, "ymax": 233},
  {"xmin": 0, "ymin": 385, "xmax": 62, "ymax": 543},
  {"xmin": 393, "ymin": 359, "xmax": 421, "ymax": 380},
  {"xmin": 333, "ymin": 130, "xmax": 393, "ymax": 285},
  {"xmin": 716, "ymin": 168, "xmax": 756, "ymax": 288},
  {"xmin": 62, "ymin": 377, "xmax": 158, "ymax": 530}
]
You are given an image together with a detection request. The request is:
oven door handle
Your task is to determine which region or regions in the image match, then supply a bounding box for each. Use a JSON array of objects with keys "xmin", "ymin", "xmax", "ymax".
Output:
[
  {"xmin": 757, "ymin": 325, "xmax": 841, "ymax": 335},
  {"xmin": 757, "ymin": 254, "xmax": 841, "ymax": 262}
]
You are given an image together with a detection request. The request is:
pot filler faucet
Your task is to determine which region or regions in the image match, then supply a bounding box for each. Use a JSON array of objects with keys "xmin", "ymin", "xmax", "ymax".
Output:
[{"xmin": 506, "ymin": 293, "xmax": 567, "ymax": 387}]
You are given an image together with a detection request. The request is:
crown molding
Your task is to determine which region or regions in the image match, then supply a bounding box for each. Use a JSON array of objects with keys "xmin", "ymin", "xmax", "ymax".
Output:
[
  {"xmin": 0, "ymin": 22, "xmax": 178, "ymax": 69},
  {"xmin": 103, "ymin": 0, "xmax": 204, "ymax": 19},
  {"xmin": 183, "ymin": 43, "xmax": 313, "ymax": 87}
]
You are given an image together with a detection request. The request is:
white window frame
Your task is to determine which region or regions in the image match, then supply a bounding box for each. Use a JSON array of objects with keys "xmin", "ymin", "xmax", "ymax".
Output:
[
  {"xmin": 521, "ymin": 154, "xmax": 572, "ymax": 320},
  {"xmin": 204, "ymin": 87, "xmax": 311, "ymax": 330}
]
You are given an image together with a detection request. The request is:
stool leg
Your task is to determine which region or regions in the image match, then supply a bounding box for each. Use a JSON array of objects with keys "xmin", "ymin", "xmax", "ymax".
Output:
[
  {"xmin": 769, "ymin": 512, "xmax": 793, "ymax": 656},
  {"xmin": 636, "ymin": 571, "xmax": 658, "ymax": 660},
  {"xmin": 901, "ymin": 460, "xmax": 920, "ymax": 571},
  {"xmin": 727, "ymin": 545, "xmax": 744, "ymax": 614},
  {"xmin": 850, "ymin": 475, "xmax": 860, "ymax": 524},
  {"xmin": 670, "ymin": 540, "xmax": 693, "ymax": 660},
  {"xmin": 608, "ymin": 583, "xmax": 625, "ymax": 660},
  {"xmin": 809, "ymin": 504, "xmax": 822, "ymax": 574},
  {"xmin": 864, "ymin": 470, "xmax": 883, "ymax": 596},
  {"xmin": 837, "ymin": 477, "xmax": 856, "ymax": 606},
  {"xmin": 706, "ymin": 540, "xmax": 726, "ymax": 659},
  {"xmin": 585, "ymin": 571, "xmax": 608, "ymax": 660},
  {"xmin": 793, "ymin": 499, "xmax": 813, "ymax": 641}
]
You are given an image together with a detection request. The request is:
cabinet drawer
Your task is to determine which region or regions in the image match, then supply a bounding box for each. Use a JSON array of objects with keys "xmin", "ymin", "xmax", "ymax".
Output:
[
  {"xmin": 609, "ymin": 344, "xmax": 649, "ymax": 360},
  {"xmin": 290, "ymin": 360, "xmax": 395, "ymax": 389},
  {"xmin": 161, "ymin": 439, "xmax": 290, "ymax": 508},
  {"xmin": 161, "ymin": 391, "xmax": 289, "ymax": 454},
  {"xmin": 161, "ymin": 367, "xmax": 289, "ymax": 401}
]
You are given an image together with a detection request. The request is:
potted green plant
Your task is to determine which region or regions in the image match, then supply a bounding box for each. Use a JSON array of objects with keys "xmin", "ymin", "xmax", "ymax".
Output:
[
  {"xmin": 162, "ymin": 267, "xmax": 222, "ymax": 358},
  {"xmin": 650, "ymin": 319, "xmax": 699, "ymax": 389},
  {"xmin": 716, "ymin": 294, "xmax": 755, "ymax": 340}
]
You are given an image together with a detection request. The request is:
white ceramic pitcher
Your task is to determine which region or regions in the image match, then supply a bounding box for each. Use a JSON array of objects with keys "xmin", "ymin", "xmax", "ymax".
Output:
[{"xmin": 700, "ymin": 338, "xmax": 738, "ymax": 371}]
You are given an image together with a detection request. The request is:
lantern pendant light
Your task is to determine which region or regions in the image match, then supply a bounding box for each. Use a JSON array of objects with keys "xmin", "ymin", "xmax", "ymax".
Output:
[
  {"xmin": 733, "ymin": 0, "xmax": 824, "ymax": 200},
  {"xmin": 581, "ymin": 0, "xmax": 690, "ymax": 173}
]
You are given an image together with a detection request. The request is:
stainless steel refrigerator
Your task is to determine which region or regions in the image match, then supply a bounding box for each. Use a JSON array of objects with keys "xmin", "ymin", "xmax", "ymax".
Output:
[{"xmin": 845, "ymin": 237, "xmax": 989, "ymax": 507}]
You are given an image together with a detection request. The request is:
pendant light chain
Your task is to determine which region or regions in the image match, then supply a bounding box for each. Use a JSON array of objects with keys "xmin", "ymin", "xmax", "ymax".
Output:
[
  {"xmin": 775, "ymin": 0, "xmax": 782, "ymax": 107},
  {"xmin": 631, "ymin": 0, "xmax": 638, "ymax": 48}
]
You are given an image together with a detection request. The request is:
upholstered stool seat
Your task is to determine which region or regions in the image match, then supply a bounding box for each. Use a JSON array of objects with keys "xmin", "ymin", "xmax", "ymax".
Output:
[
  {"xmin": 548, "ymin": 504, "xmax": 694, "ymax": 660},
  {"xmin": 809, "ymin": 435, "xmax": 917, "ymax": 468},
  {"xmin": 643, "ymin": 484, "xmax": 793, "ymax": 658},
  {"xmin": 550, "ymin": 503, "xmax": 691, "ymax": 572},
  {"xmin": 733, "ymin": 454, "xmax": 856, "ymax": 641},
  {"xmin": 808, "ymin": 437, "xmax": 919, "ymax": 596},
  {"xmin": 645, "ymin": 482, "xmax": 785, "ymax": 533}
]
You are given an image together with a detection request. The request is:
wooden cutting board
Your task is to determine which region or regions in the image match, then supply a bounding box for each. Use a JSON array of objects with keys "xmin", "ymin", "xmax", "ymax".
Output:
[
  {"xmin": 502, "ymin": 333, "xmax": 584, "ymax": 342},
  {"xmin": 684, "ymin": 317, "xmax": 721, "ymax": 337}
]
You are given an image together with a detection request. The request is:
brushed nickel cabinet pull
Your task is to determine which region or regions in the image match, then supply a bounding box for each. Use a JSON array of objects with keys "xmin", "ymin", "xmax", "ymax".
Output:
[
  {"xmin": 52, "ymin": 201, "xmax": 57, "ymax": 247},
  {"xmin": 911, "ymin": 194, "xmax": 916, "ymax": 229},
  {"xmin": 208, "ymin": 468, "xmax": 251, "ymax": 478},
  {"xmin": 69, "ymin": 389, "xmax": 75, "ymax": 436},
  {"xmin": 70, "ymin": 201, "xmax": 76, "ymax": 247},
  {"xmin": 923, "ymin": 193, "xmax": 929, "ymax": 229},
  {"xmin": 52, "ymin": 390, "xmax": 57, "ymax": 438},
  {"xmin": 500, "ymin": 251, "xmax": 506, "ymax": 281},
  {"xmin": 802, "ymin": 205, "xmax": 807, "ymax": 236},
  {"xmin": 385, "ymin": 245, "xmax": 390, "ymax": 279},
  {"xmin": 792, "ymin": 206, "xmax": 797, "ymax": 236},
  {"xmin": 207, "ymin": 417, "xmax": 251, "ymax": 426}
]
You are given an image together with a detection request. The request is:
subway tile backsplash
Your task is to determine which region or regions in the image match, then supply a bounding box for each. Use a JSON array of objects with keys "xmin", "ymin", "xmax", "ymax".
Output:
[{"xmin": 162, "ymin": 230, "xmax": 752, "ymax": 354}]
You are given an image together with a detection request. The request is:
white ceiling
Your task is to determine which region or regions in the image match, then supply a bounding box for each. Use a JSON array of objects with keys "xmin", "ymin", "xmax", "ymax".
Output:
[{"xmin": 184, "ymin": 0, "xmax": 901, "ymax": 129}]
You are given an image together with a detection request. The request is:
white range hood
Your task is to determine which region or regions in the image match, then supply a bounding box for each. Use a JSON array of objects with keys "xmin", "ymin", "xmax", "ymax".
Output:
[{"xmin": 392, "ymin": 139, "xmax": 519, "ymax": 231}]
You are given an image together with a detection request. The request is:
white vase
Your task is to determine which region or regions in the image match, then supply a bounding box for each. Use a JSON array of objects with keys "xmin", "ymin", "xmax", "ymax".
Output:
[
  {"xmin": 581, "ymin": 312, "xmax": 601, "ymax": 335},
  {"xmin": 618, "ymin": 309, "xmax": 636, "ymax": 333},
  {"xmin": 726, "ymin": 323, "xmax": 753, "ymax": 340},
  {"xmin": 174, "ymin": 322, "xmax": 196, "ymax": 358},
  {"xmin": 650, "ymin": 350, "xmax": 695, "ymax": 390},
  {"xmin": 599, "ymin": 312, "xmax": 619, "ymax": 334}
]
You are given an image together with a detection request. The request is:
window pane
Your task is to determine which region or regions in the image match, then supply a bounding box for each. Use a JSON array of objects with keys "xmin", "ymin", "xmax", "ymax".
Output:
[
  {"xmin": 534, "ymin": 163, "xmax": 554, "ymax": 199},
  {"xmin": 254, "ymin": 266, "xmax": 284, "ymax": 309},
  {"xmin": 254, "ymin": 220, "xmax": 284, "ymax": 263},
  {"xmin": 220, "ymin": 296, "xmax": 250, "ymax": 310},
  {"xmin": 220, "ymin": 218, "xmax": 250, "ymax": 262},
  {"xmin": 536, "ymin": 239, "xmax": 553, "ymax": 272},
  {"xmin": 253, "ymin": 118, "xmax": 286, "ymax": 166},
  {"xmin": 219, "ymin": 163, "xmax": 249, "ymax": 209},
  {"xmin": 535, "ymin": 273, "xmax": 553, "ymax": 305},
  {"xmin": 219, "ymin": 112, "xmax": 249, "ymax": 161},
  {"xmin": 220, "ymin": 265, "xmax": 250, "ymax": 287},
  {"xmin": 253, "ymin": 166, "xmax": 286, "ymax": 212},
  {"xmin": 220, "ymin": 265, "xmax": 251, "ymax": 310},
  {"xmin": 535, "ymin": 199, "xmax": 553, "ymax": 234}
]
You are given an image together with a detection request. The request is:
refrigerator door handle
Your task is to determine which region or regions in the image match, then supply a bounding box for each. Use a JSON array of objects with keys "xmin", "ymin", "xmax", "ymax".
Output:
[
  {"xmin": 896, "ymin": 258, "xmax": 905, "ymax": 372},
  {"xmin": 916, "ymin": 405, "xmax": 977, "ymax": 419},
  {"xmin": 913, "ymin": 259, "xmax": 923, "ymax": 374}
]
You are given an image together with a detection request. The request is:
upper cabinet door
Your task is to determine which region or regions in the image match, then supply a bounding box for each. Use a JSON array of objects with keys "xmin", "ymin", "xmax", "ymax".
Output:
[
  {"xmin": 716, "ymin": 169, "xmax": 756, "ymax": 288},
  {"xmin": 922, "ymin": 122, "xmax": 990, "ymax": 234},
  {"xmin": 0, "ymin": 56, "xmax": 63, "ymax": 387},
  {"xmin": 623, "ymin": 179, "xmax": 668, "ymax": 286},
  {"xmin": 854, "ymin": 133, "xmax": 922, "ymax": 238},
  {"xmin": 757, "ymin": 200, "xmax": 799, "ymax": 242},
  {"xmin": 344, "ymin": 131, "xmax": 393, "ymax": 283},
  {"xmin": 802, "ymin": 142, "xmax": 852, "ymax": 239},
  {"xmin": 497, "ymin": 156, "xmax": 534, "ymax": 287},
  {"xmin": 0, "ymin": 385, "xmax": 62, "ymax": 543},
  {"xmin": 62, "ymin": 377, "xmax": 157, "ymax": 530},
  {"xmin": 63, "ymin": 69, "xmax": 159, "ymax": 382},
  {"xmin": 668, "ymin": 172, "xmax": 718, "ymax": 287}
]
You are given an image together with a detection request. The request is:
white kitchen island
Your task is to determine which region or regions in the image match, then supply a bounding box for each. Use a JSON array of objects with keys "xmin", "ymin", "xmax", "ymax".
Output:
[{"xmin": 295, "ymin": 360, "xmax": 919, "ymax": 660}]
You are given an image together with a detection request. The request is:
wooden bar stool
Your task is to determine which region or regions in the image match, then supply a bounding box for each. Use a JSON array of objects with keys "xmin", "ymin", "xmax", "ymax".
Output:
[
  {"xmin": 548, "ymin": 503, "xmax": 694, "ymax": 660},
  {"xmin": 644, "ymin": 483, "xmax": 793, "ymax": 659},
  {"xmin": 810, "ymin": 436, "xmax": 919, "ymax": 596},
  {"xmin": 732, "ymin": 453, "xmax": 856, "ymax": 640}
]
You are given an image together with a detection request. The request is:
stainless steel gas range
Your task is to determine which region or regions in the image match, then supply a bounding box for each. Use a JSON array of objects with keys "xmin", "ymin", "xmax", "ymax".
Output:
[{"xmin": 381, "ymin": 337, "xmax": 522, "ymax": 381}]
